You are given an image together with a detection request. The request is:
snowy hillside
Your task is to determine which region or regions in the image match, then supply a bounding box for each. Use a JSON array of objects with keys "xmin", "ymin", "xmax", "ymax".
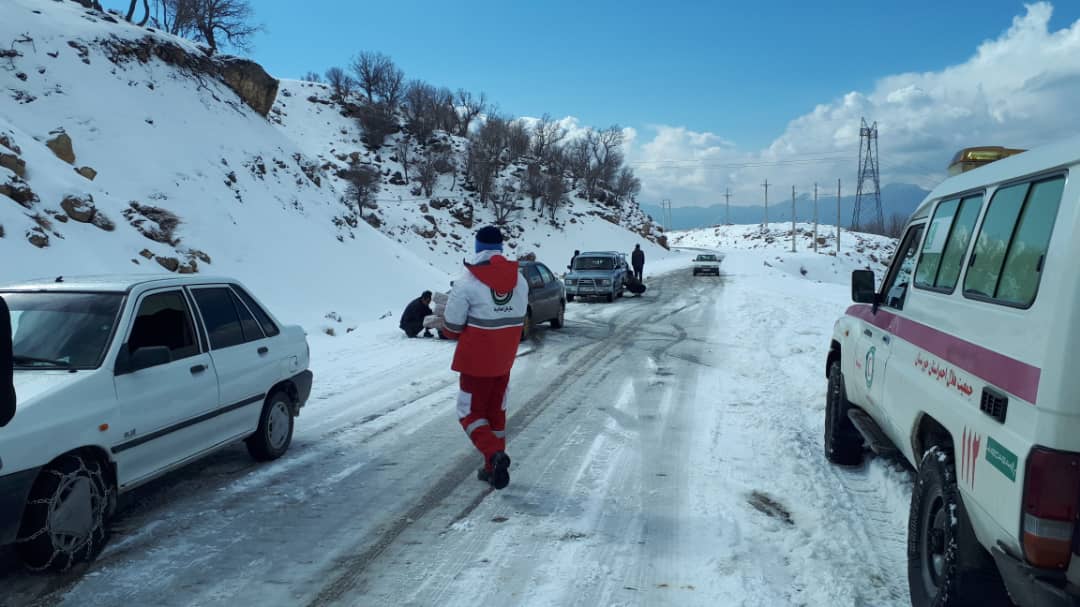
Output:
[
  {"xmin": 0, "ymin": 0, "xmax": 669, "ymax": 333},
  {"xmin": 670, "ymin": 222, "xmax": 897, "ymax": 285},
  {"xmin": 268, "ymin": 79, "xmax": 668, "ymax": 276}
]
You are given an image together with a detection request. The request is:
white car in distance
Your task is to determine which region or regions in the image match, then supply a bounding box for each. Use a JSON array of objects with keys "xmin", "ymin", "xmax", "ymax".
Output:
[{"xmin": 692, "ymin": 253, "xmax": 722, "ymax": 276}]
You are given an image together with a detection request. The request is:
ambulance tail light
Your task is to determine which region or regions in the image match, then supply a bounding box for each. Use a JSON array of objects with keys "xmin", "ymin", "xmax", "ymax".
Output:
[{"xmin": 1022, "ymin": 447, "xmax": 1080, "ymax": 569}]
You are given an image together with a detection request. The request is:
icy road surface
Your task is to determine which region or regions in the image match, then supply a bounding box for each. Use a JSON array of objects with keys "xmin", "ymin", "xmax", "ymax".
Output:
[{"xmin": 2, "ymin": 253, "xmax": 914, "ymax": 607}]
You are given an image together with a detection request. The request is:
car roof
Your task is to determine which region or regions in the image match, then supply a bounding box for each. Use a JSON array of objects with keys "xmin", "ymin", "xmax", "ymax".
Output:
[
  {"xmin": 0, "ymin": 274, "xmax": 239, "ymax": 293},
  {"xmin": 918, "ymin": 133, "xmax": 1080, "ymax": 215},
  {"xmin": 578, "ymin": 251, "xmax": 621, "ymax": 257}
]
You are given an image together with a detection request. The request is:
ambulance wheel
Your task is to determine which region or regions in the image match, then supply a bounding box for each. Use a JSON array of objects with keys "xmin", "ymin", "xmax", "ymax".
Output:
[
  {"xmin": 908, "ymin": 446, "xmax": 1008, "ymax": 607},
  {"xmin": 824, "ymin": 360, "xmax": 863, "ymax": 466}
]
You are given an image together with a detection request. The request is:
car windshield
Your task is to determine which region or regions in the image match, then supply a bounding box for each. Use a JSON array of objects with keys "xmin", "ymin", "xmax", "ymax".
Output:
[
  {"xmin": 696, "ymin": 255, "xmax": 717, "ymax": 261},
  {"xmin": 3, "ymin": 291, "xmax": 124, "ymax": 370},
  {"xmin": 573, "ymin": 256, "xmax": 614, "ymax": 271}
]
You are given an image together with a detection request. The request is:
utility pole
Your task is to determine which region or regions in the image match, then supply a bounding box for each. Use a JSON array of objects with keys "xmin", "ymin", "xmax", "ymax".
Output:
[
  {"xmin": 724, "ymin": 189, "xmax": 731, "ymax": 225},
  {"xmin": 791, "ymin": 186, "xmax": 797, "ymax": 253},
  {"xmin": 837, "ymin": 179, "xmax": 842, "ymax": 254},
  {"xmin": 813, "ymin": 183, "xmax": 819, "ymax": 253},
  {"xmin": 762, "ymin": 179, "xmax": 770, "ymax": 231}
]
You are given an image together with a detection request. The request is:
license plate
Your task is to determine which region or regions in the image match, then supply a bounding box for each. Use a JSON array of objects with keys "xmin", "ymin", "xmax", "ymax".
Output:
[{"xmin": 580, "ymin": 287, "xmax": 594, "ymax": 293}]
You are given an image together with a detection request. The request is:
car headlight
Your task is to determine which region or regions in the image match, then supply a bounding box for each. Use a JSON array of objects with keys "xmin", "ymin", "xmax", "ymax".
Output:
[
  {"xmin": 565, "ymin": 279, "xmax": 575, "ymax": 286},
  {"xmin": 598, "ymin": 279, "xmax": 611, "ymax": 286}
]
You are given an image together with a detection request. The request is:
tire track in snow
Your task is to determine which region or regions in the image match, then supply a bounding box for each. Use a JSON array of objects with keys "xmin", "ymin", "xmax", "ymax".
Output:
[
  {"xmin": 708, "ymin": 281, "xmax": 911, "ymax": 606},
  {"xmin": 305, "ymin": 272, "xmax": 684, "ymax": 607}
]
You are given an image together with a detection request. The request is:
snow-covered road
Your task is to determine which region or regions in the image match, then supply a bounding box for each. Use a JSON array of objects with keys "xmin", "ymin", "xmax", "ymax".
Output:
[{"xmin": 2, "ymin": 255, "xmax": 915, "ymax": 607}]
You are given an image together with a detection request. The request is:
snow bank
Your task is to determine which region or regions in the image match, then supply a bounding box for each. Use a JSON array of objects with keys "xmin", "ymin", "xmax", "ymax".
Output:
[{"xmin": 670, "ymin": 222, "xmax": 896, "ymax": 285}]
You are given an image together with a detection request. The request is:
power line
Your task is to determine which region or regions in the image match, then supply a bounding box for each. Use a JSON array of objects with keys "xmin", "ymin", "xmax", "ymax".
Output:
[{"xmin": 629, "ymin": 156, "xmax": 849, "ymax": 170}]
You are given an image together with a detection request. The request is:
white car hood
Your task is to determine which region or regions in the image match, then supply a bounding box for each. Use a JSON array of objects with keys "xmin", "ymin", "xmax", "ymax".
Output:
[{"xmin": 13, "ymin": 370, "xmax": 87, "ymax": 406}]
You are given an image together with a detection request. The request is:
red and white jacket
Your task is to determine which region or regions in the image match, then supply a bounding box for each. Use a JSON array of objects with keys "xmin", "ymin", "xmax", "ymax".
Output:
[{"xmin": 443, "ymin": 250, "xmax": 530, "ymax": 377}]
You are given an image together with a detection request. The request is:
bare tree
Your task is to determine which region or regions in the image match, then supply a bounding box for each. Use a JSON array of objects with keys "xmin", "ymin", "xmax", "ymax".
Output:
[
  {"xmin": 614, "ymin": 167, "xmax": 641, "ymax": 206},
  {"xmin": 151, "ymin": 0, "xmax": 199, "ymax": 36},
  {"xmin": 521, "ymin": 162, "xmax": 545, "ymax": 212},
  {"xmin": 433, "ymin": 87, "xmax": 457, "ymax": 133},
  {"xmin": 350, "ymin": 51, "xmax": 402, "ymax": 104},
  {"xmin": 187, "ymin": 0, "xmax": 260, "ymax": 53},
  {"xmin": 124, "ymin": 0, "xmax": 151, "ymax": 25},
  {"xmin": 530, "ymin": 114, "xmax": 566, "ymax": 162},
  {"xmin": 340, "ymin": 161, "xmax": 381, "ymax": 217},
  {"xmin": 416, "ymin": 155, "xmax": 439, "ymax": 197},
  {"xmin": 506, "ymin": 120, "xmax": 530, "ymax": 166},
  {"xmin": 302, "ymin": 71, "xmax": 323, "ymax": 84},
  {"xmin": 394, "ymin": 136, "xmax": 412, "ymax": 181},
  {"xmin": 490, "ymin": 183, "xmax": 522, "ymax": 225},
  {"xmin": 546, "ymin": 145, "xmax": 567, "ymax": 180},
  {"xmin": 465, "ymin": 142, "xmax": 498, "ymax": 206},
  {"xmin": 324, "ymin": 67, "xmax": 355, "ymax": 102},
  {"xmin": 542, "ymin": 174, "xmax": 567, "ymax": 222},
  {"xmin": 566, "ymin": 138, "xmax": 591, "ymax": 190},
  {"xmin": 455, "ymin": 90, "xmax": 486, "ymax": 137},
  {"xmin": 591, "ymin": 126, "xmax": 624, "ymax": 181},
  {"xmin": 375, "ymin": 64, "xmax": 405, "ymax": 109},
  {"xmin": 356, "ymin": 103, "xmax": 397, "ymax": 149},
  {"xmin": 403, "ymin": 80, "xmax": 438, "ymax": 142}
]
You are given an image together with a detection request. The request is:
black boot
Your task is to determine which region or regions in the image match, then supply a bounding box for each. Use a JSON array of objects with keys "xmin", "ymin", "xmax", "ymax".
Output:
[{"xmin": 489, "ymin": 451, "xmax": 511, "ymax": 490}]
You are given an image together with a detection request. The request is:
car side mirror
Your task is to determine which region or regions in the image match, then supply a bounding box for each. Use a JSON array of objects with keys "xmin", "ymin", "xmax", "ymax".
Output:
[
  {"xmin": 120, "ymin": 346, "xmax": 172, "ymax": 375},
  {"xmin": 851, "ymin": 270, "xmax": 878, "ymax": 304}
]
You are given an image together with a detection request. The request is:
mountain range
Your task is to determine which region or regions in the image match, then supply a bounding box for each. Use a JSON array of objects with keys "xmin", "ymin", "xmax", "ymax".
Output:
[{"xmin": 641, "ymin": 183, "xmax": 932, "ymax": 231}]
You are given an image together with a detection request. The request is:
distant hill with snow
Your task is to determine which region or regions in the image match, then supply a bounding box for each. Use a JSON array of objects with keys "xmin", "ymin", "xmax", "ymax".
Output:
[
  {"xmin": 670, "ymin": 223, "xmax": 897, "ymax": 286},
  {"xmin": 0, "ymin": 0, "xmax": 669, "ymax": 335},
  {"xmin": 643, "ymin": 183, "xmax": 931, "ymax": 231}
]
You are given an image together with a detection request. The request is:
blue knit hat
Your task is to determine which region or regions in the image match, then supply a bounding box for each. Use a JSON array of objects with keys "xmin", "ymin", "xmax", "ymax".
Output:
[{"xmin": 475, "ymin": 226, "xmax": 504, "ymax": 253}]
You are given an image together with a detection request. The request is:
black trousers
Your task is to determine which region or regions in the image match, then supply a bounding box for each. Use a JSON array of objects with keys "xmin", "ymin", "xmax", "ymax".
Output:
[
  {"xmin": 401, "ymin": 321, "xmax": 424, "ymax": 338},
  {"xmin": 632, "ymin": 265, "xmax": 644, "ymax": 280}
]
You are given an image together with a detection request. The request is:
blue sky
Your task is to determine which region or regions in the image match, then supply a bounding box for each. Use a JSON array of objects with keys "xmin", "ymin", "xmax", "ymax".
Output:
[
  {"xmin": 235, "ymin": 1, "xmax": 1080, "ymax": 149},
  {"xmin": 101, "ymin": 1, "xmax": 1080, "ymax": 205}
]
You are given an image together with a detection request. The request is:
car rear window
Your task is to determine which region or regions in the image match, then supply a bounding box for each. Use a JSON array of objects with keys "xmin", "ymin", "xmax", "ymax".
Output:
[
  {"xmin": 536, "ymin": 264, "xmax": 555, "ymax": 284},
  {"xmin": 192, "ymin": 288, "xmax": 246, "ymax": 350},
  {"xmin": 231, "ymin": 285, "xmax": 280, "ymax": 337}
]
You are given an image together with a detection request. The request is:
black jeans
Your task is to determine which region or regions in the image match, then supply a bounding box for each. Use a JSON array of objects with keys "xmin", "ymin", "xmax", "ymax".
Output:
[
  {"xmin": 632, "ymin": 266, "xmax": 644, "ymax": 280},
  {"xmin": 401, "ymin": 321, "xmax": 424, "ymax": 338}
]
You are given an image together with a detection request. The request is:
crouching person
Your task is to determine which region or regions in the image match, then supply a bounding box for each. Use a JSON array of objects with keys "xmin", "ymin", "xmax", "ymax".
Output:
[
  {"xmin": 442, "ymin": 226, "xmax": 529, "ymax": 489},
  {"xmin": 400, "ymin": 290, "xmax": 434, "ymax": 338}
]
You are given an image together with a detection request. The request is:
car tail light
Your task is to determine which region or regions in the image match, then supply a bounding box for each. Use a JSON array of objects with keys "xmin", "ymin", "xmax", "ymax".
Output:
[{"xmin": 1023, "ymin": 447, "xmax": 1080, "ymax": 569}]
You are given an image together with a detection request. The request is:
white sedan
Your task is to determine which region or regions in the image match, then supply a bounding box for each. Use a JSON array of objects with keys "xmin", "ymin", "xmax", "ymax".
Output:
[{"xmin": 0, "ymin": 275, "xmax": 312, "ymax": 571}]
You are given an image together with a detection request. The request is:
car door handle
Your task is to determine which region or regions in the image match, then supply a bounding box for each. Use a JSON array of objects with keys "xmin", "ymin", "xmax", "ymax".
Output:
[
  {"xmin": 257, "ymin": 346, "xmax": 269, "ymax": 356},
  {"xmin": 190, "ymin": 364, "xmax": 207, "ymax": 375},
  {"xmin": 863, "ymin": 329, "xmax": 873, "ymax": 338}
]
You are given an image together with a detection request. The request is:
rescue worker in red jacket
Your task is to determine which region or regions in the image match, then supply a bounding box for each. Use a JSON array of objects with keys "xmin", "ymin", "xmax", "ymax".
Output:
[{"xmin": 442, "ymin": 226, "xmax": 530, "ymax": 489}]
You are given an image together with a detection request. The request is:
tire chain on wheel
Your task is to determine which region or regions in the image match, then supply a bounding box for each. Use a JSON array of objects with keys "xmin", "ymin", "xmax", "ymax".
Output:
[{"xmin": 18, "ymin": 456, "xmax": 111, "ymax": 572}]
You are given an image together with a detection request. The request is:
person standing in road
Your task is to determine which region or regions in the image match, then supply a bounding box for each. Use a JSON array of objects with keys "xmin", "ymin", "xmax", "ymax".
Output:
[
  {"xmin": 399, "ymin": 291, "xmax": 434, "ymax": 338},
  {"xmin": 631, "ymin": 244, "xmax": 645, "ymax": 281},
  {"xmin": 0, "ymin": 296, "xmax": 15, "ymax": 427},
  {"xmin": 442, "ymin": 226, "xmax": 530, "ymax": 490},
  {"xmin": 568, "ymin": 250, "xmax": 580, "ymax": 271}
]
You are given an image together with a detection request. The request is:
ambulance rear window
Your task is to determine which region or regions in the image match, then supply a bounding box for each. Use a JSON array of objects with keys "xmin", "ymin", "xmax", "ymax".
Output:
[{"xmin": 964, "ymin": 175, "xmax": 1065, "ymax": 308}]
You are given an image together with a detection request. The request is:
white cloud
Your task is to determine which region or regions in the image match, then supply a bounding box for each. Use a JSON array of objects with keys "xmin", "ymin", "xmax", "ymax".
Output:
[{"xmin": 629, "ymin": 2, "xmax": 1080, "ymax": 206}]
